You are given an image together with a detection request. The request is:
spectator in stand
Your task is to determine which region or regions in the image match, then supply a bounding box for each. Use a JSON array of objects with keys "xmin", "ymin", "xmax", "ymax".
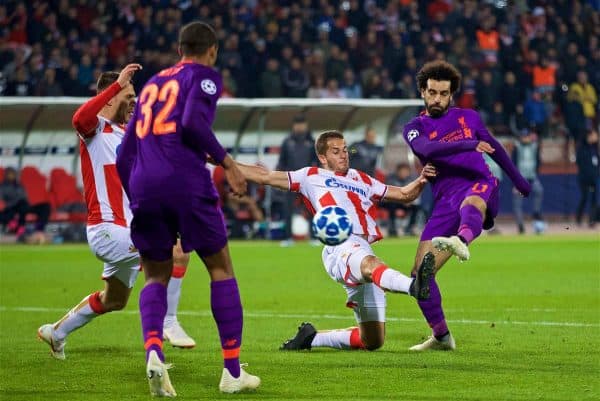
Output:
[
  {"xmin": 0, "ymin": 167, "xmax": 28, "ymax": 239},
  {"xmin": 323, "ymin": 79, "xmax": 344, "ymax": 98},
  {"xmin": 348, "ymin": 126, "xmax": 382, "ymax": 177},
  {"xmin": 569, "ymin": 71, "xmax": 598, "ymax": 128},
  {"xmin": 487, "ymin": 102, "xmax": 511, "ymax": 137},
  {"xmin": 524, "ymin": 91, "xmax": 549, "ymax": 137},
  {"xmin": 282, "ymin": 57, "xmax": 309, "ymax": 97},
  {"xmin": 563, "ymin": 86, "xmax": 588, "ymax": 143},
  {"xmin": 476, "ymin": 69, "xmax": 497, "ymax": 122},
  {"xmin": 382, "ymin": 163, "xmax": 422, "ymax": 237},
  {"xmin": 34, "ymin": 68, "xmax": 64, "ymax": 96},
  {"xmin": 275, "ymin": 115, "xmax": 318, "ymax": 247},
  {"xmin": 476, "ymin": 17, "xmax": 500, "ymax": 64},
  {"xmin": 0, "ymin": 167, "xmax": 51, "ymax": 241},
  {"xmin": 512, "ymin": 129, "xmax": 546, "ymax": 234},
  {"xmin": 500, "ymin": 71, "xmax": 523, "ymax": 123},
  {"xmin": 576, "ymin": 129, "xmax": 599, "ymax": 227},
  {"xmin": 260, "ymin": 58, "xmax": 283, "ymax": 97},
  {"xmin": 532, "ymin": 57, "xmax": 557, "ymax": 95},
  {"xmin": 340, "ymin": 68, "xmax": 362, "ymax": 98},
  {"xmin": 307, "ymin": 75, "xmax": 327, "ymax": 98},
  {"xmin": 4, "ymin": 66, "xmax": 33, "ymax": 96}
]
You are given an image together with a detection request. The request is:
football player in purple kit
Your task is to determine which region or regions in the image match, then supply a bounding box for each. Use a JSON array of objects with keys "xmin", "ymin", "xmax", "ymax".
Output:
[
  {"xmin": 116, "ymin": 22, "xmax": 260, "ymax": 396},
  {"xmin": 402, "ymin": 61, "xmax": 532, "ymax": 351}
]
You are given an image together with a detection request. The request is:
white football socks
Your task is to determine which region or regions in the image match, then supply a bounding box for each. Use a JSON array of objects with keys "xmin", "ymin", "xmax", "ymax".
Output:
[
  {"xmin": 311, "ymin": 330, "xmax": 352, "ymax": 349},
  {"xmin": 53, "ymin": 293, "xmax": 103, "ymax": 341},
  {"xmin": 378, "ymin": 269, "xmax": 412, "ymax": 293}
]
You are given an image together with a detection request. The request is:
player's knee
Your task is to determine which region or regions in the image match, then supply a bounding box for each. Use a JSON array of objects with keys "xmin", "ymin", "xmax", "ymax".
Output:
[
  {"xmin": 172, "ymin": 241, "xmax": 189, "ymax": 266},
  {"xmin": 103, "ymin": 298, "xmax": 128, "ymax": 311},
  {"xmin": 363, "ymin": 338, "xmax": 384, "ymax": 351}
]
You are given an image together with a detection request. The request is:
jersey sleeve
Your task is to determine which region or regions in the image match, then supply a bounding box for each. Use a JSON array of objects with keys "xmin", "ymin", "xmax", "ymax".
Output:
[
  {"xmin": 470, "ymin": 110, "xmax": 531, "ymax": 195},
  {"xmin": 287, "ymin": 167, "xmax": 310, "ymax": 193},
  {"xmin": 369, "ymin": 176, "xmax": 388, "ymax": 201},
  {"xmin": 403, "ymin": 119, "xmax": 479, "ymax": 159},
  {"xmin": 72, "ymin": 81, "xmax": 122, "ymax": 138},
  {"xmin": 181, "ymin": 72, "xmax": 227, "ymax": 164}
]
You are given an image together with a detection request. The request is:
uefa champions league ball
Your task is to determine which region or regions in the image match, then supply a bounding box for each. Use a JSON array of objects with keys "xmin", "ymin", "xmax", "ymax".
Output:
[{"xmin": 311, "ymin": 206, "xmax": 353, "ymax": 246}]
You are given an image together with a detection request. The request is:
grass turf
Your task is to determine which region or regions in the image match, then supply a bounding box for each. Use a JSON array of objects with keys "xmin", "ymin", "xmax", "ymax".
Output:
[{"xmin": 0, "ymin": 235, "xmax": 598, "ymax": 400}]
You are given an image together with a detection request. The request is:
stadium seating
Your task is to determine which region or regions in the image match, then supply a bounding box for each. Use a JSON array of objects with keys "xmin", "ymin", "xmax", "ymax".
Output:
[
  {"xmin": 48, "ymin": 168, "xmax": 86, "ymax": 223},
  {"xmin": 18, "ymin": 166, "xmax": 86, "ymax": 224},
  {"xmin": 20, "ymin": 166, "xmax": 51, "ymax": 206}
]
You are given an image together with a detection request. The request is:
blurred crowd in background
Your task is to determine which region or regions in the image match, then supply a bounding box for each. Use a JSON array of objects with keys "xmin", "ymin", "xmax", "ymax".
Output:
[{"xmin": 1, "ymin": 0, "xmax": 599, "ymax": 141}]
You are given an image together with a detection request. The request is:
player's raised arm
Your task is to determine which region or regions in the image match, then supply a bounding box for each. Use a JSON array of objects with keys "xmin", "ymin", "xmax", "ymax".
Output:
[
  {"xmin": 72, "ymin": 63, "xmax": 142, "ymax": 138},
  {"xmin": 471, "ymin": 111, "xmax": 532, "ymax": 196},
  {"xmin": 383, "ymin": 163, "xmax": 436, "ymax": 203},
  {"xmin": 236, "ymin": 162, "xmax": 290, "ymax": 191},
  {"xmin": 404, "ymin": 122, "xmax": 480, "ymax": 159}
]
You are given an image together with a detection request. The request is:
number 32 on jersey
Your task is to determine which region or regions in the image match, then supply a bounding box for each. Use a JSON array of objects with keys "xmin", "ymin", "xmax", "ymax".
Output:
[{"xmin": 136, "ymin": 79, "xmax": 179, "ymax": 138}]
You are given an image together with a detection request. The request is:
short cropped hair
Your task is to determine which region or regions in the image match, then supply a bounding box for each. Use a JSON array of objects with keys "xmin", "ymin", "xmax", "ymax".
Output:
[
  {"xmin": 179, "ymin": 21, "xmax": 217, "ymax": 57},
  {"xmin": 315, "ymin": 130, "xmax": 344, "ymax": 156},
  {"xmin": 416, "ymin": 61, "xmax": 462, "ymax": 94},
  {"xmin": 96, "ymin": 71, "xmax": 119, "ymax": 94}
]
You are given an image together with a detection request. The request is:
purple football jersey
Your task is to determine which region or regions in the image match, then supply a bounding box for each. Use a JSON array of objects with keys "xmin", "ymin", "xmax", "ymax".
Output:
[
  {"xmin": 117, "ymin": 61, "xmax": 226, "ymax": 201},
  {"xmin": 403, "ymin": 107, "xmax": 530, "ymax": 200}
]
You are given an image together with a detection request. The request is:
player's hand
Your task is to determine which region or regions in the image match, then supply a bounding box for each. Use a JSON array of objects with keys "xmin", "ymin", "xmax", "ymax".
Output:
[
  {"xmin": 515, "ymin": 178, "xmax": 532, "ymax": 198},
  {"xmin": 225, "ymin": 165, "xmax": 247, "ymax": 196},
  {"xmin": 420, "ymin": 163, "xmax": 437, "ymax": 182},
  {"xmin": 117, "ymin": 63, "xmax": 142, "ymax": 88},
  {"xmin": 476, "ymin": 141, "xmax": 495, "ymax": 154},
  {"xmin": 222, "ymin": 155, "xmax": 247, "ymax": 196}
]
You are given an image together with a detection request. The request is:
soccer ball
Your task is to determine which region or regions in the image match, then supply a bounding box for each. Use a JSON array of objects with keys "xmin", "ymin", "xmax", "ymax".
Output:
[{"xmin": 311, "ymin": 206, "xmax": 353, "ymax": 246}]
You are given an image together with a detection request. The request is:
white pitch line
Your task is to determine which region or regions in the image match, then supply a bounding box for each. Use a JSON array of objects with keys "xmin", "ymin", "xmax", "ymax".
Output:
[{"xmin": 1, "ymin": 306, "xmax": 598, "ymax": 328}]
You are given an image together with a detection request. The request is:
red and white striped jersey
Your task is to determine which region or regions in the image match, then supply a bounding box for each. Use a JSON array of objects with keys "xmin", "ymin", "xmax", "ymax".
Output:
[
  {"xmin": 288, "ymin": 166, "xmax": 388, "ymax": 243},
  {"xmin": 78, "ymin": 116, "xmax": 131, "ymax": 227}
]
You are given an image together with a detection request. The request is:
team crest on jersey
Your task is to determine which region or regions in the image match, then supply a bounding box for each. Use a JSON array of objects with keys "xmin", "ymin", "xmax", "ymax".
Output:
[
  {"xmin": 407, "ymin": 129, "xmax": 419, "ymax": 142},
  {"xmin": 201, "ymin": 79, "xmax": 217, "ymax": 95}
]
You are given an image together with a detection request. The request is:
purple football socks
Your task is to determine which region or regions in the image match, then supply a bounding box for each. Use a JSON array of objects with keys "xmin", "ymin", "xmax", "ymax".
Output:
[{"xmin": 211, "ymin": 278, "xmax": 243, "ymax": 378}]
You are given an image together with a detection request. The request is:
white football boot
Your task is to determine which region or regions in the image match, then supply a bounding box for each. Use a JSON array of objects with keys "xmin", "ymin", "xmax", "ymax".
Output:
[
  {"xmin": 163, "ymin": 321, "xmax": 196, "ymax": 348},
  {"xmin": 219, "ymin": 364, "xmax": 260, "ymax": 393},
  {"xmin": 37, "ymin": 324, "xmax": 66, "ymax": 360},
  {"xmin": 409, "ymin": 333, "xmax": 456, "ymax": 351},
  {"xmin": 432, "ymin": 236, "xmax": 470, "ymax": 261},
  {"xmin": 146, "ymin": 350, "xmax": 177, "ymax": 397}
]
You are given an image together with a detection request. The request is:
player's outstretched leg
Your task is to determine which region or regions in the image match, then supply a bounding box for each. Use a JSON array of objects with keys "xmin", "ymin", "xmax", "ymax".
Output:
[
  {"xmin": 409, "ymin": 252, "xmax": 435, "ymax": 300},
  {"xmin": 37, "ymin": 290, "xmax": 108, "ymax": 360},
  {"xmin": 411, "ymin": 273, "xmax": 455, "ymax": 351},
  {"xmin": 281, "ymin": 323, "xmax": 368, "ymax": 351},
  {"xmin": 164, "ymin": 264, "xmax": 196, "ymax": 348},
  {"xmin": 369, "ymin": 252, "xmax": 434, "ymax": 300},
  {"xmin": 37, "ymin": 324, "xmax": 66, "ymax": 360},
  {"xmin": 433, "ymin": 202, "xmax": 485, "ymax": 261},
  {"xmin": 432, "ymin": 235, "xmax": 470, "ymax": 261},
  {"xmin": 280, "ymin": 322, "xmax": 318, "ymax": 350}
]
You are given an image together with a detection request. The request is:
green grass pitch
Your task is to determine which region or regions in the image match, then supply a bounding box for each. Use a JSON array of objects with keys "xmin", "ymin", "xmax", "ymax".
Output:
[{"xmin": 1, "ymin": 235, "xmax": 598, "ymax": 400}]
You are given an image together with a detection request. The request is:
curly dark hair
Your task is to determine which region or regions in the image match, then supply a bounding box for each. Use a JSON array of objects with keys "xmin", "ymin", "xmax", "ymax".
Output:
[{"xmin": 416, "ymin": 61, "xmax": 462, "ymax": 94}]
